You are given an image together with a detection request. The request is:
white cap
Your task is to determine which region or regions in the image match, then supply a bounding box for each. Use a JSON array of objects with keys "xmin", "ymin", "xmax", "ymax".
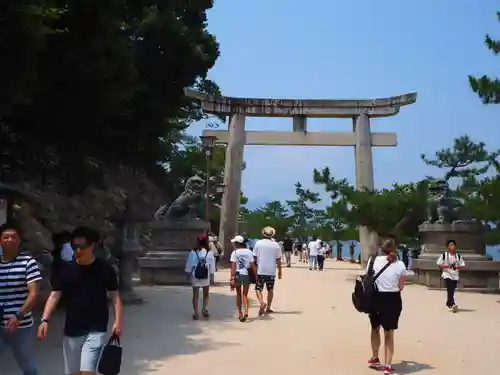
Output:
[{"xmin": 231, "ymin": 235, "xmax": 245, "ymax": 244}]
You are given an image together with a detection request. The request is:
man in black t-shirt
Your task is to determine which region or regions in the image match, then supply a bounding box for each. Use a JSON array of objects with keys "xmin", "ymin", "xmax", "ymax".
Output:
[
  {"xmin": 38, "ymin": 226, "xmax": 122, "ymax": 375},
  {"xmin": 282, "ymin": 235, "xmax": 294, "ymax": 267}
]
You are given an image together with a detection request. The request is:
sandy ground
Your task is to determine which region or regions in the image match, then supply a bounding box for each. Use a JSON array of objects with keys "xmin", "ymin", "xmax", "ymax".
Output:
[{"xmin": 3, "ymin": 256, "xmax": 500, "ymax": 375}]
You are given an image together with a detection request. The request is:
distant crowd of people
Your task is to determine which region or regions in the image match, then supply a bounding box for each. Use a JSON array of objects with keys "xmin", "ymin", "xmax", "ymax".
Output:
[{"xmin": 0, "ymin": 220, "xmax": 466, "ymax": 375}]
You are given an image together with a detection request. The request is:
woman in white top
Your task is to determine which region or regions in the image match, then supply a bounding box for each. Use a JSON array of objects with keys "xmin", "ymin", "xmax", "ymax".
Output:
[
  {"xmin": 184, "ymin": 235, "xmax": 216, "ymax": 320},
  {"xmin": 367, "ymin": 238, "xmax": 407, "ymax": 375},
  {"xmin": 229, "ymin": 235, "xmax": 256, "ymax": 322}
]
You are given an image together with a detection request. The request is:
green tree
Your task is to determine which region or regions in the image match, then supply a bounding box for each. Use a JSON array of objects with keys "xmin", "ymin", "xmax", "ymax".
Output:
[
  {"xmin": 1, "ymin": 1, "xmax": 221, "ymax": 193},
  {"xmin": 286, "ymin": 182, "xmax": 321, "ymax": 240},
  {"xmin": 420, "ymin": 135, "xmax": 498, "ymax": 184},
  {"xmin": 244, "ymin": 201, "xmax": 293, "ymax": 239},
  {"xmin": 469, "ymin": 11, "xmax": 500, "ymax": 104}
]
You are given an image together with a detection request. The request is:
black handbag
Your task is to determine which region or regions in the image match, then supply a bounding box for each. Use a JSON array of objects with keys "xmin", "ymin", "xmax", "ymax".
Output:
[{"xmin": 98, "ymin": 334, "xmax": 122, "ymax": 375}]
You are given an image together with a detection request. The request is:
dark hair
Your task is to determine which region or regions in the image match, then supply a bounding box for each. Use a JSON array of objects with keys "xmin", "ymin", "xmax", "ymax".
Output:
[
  {"xmin": 71, "ymin": 226, "xmax": 100, "ymax": 244},
  {"xmin": 52, "ymin": 231, "xmax": 72, "ymax": 249},
  {"xmin": 0, "ymin": 221, "xmax": 22, "ymax": 237},
  {"xmin": 234, "ymin": 241, "xmax": 246, "ymax": 249},
  {"xmin": 196, "ymin": 234, "xmax": 209, "ymax": 250},
  {"xmin": 447, "ymin": 239, "xmax": 456, "ymax": 246}
]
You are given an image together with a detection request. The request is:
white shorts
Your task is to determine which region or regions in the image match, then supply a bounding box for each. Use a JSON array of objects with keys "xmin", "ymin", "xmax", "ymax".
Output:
[{"xmin": 63, "ymin": 332, "xmax": 106, "ymax": 374}]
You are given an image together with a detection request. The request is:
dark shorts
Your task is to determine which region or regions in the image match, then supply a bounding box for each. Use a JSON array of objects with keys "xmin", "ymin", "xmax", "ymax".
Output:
[
  {"xmin": 255, "ymin": 275, "xmax": 276, "ymax": 292},
  {"xmin": 369, "ymin": 292, "xmax": 402, "ymax": 331},
  {"xmin": 235, "ymin": 273, "xmax": 250, "ymax": 286}
]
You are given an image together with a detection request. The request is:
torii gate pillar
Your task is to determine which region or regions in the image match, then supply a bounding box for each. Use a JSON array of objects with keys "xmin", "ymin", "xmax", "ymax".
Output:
[{"xmin": 219, "ymin": 114, "xmax": 246, "ymax": 255}]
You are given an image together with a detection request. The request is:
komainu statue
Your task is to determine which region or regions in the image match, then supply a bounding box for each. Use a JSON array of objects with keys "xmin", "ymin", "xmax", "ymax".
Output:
[
  {"xmin": 424, "ymin": 179, "xmax": 468, "ymax": 224},
  {"xmin": 154, "ymin": 176, "xmax": 205, "ymax": 220}
]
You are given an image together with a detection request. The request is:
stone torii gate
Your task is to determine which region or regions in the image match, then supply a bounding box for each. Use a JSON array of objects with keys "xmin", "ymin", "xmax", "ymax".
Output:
[{"xmin": 188, "ymin": 89, "xmax": 417, "ymax": 263}]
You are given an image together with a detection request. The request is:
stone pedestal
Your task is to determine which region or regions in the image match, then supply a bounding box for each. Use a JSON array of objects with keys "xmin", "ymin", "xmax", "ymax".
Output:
[
  {"xmin": 411, "ymin": 222, "xmax": 500, "ymax": 291},
  {"xmin": 138, "ymin": 220, "xmax": 209, "ymax": 285}
]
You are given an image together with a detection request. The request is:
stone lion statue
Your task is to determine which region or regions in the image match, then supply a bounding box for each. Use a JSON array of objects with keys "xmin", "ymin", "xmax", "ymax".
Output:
[
  {"xmin": 154, "ymin": 175, "xmax": 205, "ymax": 220},
  {"xmin": 424, "ymin": 179, "xmax": 468, "ymax": 224}
]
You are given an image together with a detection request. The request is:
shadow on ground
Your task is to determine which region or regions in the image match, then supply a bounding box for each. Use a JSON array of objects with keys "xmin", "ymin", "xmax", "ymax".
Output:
[
  {"xmin": 3, "ymin": 285, "xmax": 239, "ymax": 375},
  {"xmin": 394, "ymin": 360, "xmax": 434, "ymax": 374}
]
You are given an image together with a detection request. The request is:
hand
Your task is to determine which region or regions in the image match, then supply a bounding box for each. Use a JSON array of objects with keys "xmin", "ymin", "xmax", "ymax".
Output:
[
  {"xmin": 37, "ymin": 322, "xmax": 49, "ymax": 340},
  {"xmin": 111, "ymin": 321, "xmax": 122, "ymax": 337},
  {"xmin": 278, "ymin": 271, "xmax": 282, "ymax": 279},
  {"xmin": 5, "ymin": 316, "xmax": 20, "ymax": 333},
  {"xmin": 229, "ymin": 278, "xmax": 235, "ymax": 290}
]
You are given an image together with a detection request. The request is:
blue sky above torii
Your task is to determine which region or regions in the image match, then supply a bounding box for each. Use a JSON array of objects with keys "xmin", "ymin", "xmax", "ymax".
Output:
[{"xmin": 187, "ymin": 0, "xmax": 500, "ymax": 209}]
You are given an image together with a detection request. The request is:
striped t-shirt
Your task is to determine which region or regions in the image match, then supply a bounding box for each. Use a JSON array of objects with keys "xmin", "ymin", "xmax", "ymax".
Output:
[{"xmin": 0, "ymin": 253, "xmax": 42, "ymax": 328}]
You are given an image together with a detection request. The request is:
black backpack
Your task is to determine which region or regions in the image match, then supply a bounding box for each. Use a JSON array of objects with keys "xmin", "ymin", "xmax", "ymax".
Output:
[
  {"xmin": 352, "ymin": 257, "xmax": 392, "ymax": 314},
  {"xmin": 194, "ymin": 251, "xmax": 209, "ymax": 279}
]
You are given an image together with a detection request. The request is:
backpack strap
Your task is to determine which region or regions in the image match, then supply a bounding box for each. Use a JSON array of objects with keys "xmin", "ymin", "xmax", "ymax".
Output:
[{"xmin": 373, "ymin": 261, "xmax": 392, "ymax": 282}]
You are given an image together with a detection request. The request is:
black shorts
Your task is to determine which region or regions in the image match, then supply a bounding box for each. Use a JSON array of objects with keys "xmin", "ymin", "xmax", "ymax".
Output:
[
  {"xmin": 369, "ymin": 292, "xmax": 402, "ymax": 331},
  {"xmin": 255, "ymin": 275, "xmax": 276, "ymax": 292}
]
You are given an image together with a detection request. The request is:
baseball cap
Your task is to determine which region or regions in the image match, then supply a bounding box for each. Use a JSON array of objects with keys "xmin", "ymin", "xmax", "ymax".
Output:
[{"xmin": 231, "ymin": 235, "xmax": 245, "ymax": 244}]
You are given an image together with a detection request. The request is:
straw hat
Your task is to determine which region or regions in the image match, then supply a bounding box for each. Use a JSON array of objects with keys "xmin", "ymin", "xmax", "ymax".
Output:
[{"xmin": 261, "ymin": 226, "xmax": 276, "ymax": 238}]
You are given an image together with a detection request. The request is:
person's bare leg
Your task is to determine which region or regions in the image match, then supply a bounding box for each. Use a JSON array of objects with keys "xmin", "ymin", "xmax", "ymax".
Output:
[
  {"xmin": 255, "ymin": 290, "xmax": 264, "ymax": 305},
  {"xmin": 266, "ymin": 289, "xmax": 274, "ymax": 311},
  {"xmin": 242, "ymin": 285, "xmax": 250, "ymax": 315},
  {"xmin": 202, "ymin": 286, "xmax": 210, "ymax": 310},
  {"xmin": 371, "ymin": 327, "xmax": 381, "ymax": 359},
  {"xmin": 192, "ymin": 287, "xmax": 199, "ymax": 317},
  {"xmin": 383, "ymin": 330, "xmax": 394, "ymax": 368},
  {"xmin": 236, "ymin": 286, "xmax": 243, "ymax": 317}
]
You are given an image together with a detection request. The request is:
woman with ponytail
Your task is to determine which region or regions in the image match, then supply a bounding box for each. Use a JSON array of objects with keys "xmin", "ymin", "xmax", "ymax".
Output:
[{"xmin": 366, "ymin": 238, "xmax": 407, "ymax": 374}]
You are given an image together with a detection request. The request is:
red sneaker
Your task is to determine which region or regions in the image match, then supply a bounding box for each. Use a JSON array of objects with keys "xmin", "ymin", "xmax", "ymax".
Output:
[
  {"xmin": 367, "ymin": 357, "xmax": 380, "ymax": 368},
  {"xmin": 383, "ymin": 365, "xmax": 394, "ymax": 374}
]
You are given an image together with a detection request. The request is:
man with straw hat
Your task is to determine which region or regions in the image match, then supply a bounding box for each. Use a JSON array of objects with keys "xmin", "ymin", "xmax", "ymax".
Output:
[{"xmin": 252, "ymin": 226, "xmax": 282, "ymax": 315}]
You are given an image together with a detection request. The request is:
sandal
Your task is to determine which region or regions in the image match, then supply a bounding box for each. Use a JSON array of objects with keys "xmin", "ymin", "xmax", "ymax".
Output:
[
  {"xmin": 202, "ymin": 309, "xmax": 210, "ymax": 318},
  {"xmin": 240, "ymin": 314, "xmax": 248, "ymax": 322},
  {"xmin": 192, "ymin": 313, "xmax": 199, "ymax": 320},
  {"xmin": 266, "ymin": 308, "xmax": 274, "ymax": 313},
  {"xmin": 258, "ymin": 303, "xmax": 267, "ymax": 316}
]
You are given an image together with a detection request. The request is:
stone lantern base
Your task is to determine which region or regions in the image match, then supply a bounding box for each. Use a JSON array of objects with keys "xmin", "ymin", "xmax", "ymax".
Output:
[
  {"xmin": 138, "ymin": 220, "xmax": 209, "ymax": 285},
  {"xmin": 411, "ymin": 222, "xmax": 500, "ymax": 292}
]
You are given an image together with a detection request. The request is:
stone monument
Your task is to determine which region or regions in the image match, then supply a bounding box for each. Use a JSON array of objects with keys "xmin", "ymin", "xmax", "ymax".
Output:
[
  {"xmin": 411, "ymin": 180, "xmax": 500, "ymax": 291},
  {"xmin": 138, "ymin": 176, "xmax": 209, "ymax": 285}
]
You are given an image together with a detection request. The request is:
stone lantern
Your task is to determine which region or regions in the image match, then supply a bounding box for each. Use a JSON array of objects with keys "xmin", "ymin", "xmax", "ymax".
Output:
[{"xmin": 109, "ymin": 199, "xmax": 148, "ymax": 305}]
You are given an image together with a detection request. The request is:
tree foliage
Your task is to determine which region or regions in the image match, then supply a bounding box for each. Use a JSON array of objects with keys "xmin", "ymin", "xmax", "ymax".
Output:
[
  {"xmin": 1, "ymin": 0, "xmax": 220, "ymax": 194},
  {"xmin": 286, "ymin": 182, "xmax": 321, "ymax": 239},
  {"xmin": 469, "ymin": 11, "xmax": 500, "ymax": 104}
]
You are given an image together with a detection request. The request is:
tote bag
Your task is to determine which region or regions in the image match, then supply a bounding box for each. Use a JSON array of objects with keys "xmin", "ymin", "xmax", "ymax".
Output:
[{"xmin": 98, "ymin": 334, "xmax": 122, "ymax": 375}]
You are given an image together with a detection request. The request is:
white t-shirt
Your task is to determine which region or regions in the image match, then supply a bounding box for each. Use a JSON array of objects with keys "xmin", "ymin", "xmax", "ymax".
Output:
[
  {"xmin": 252, "ymin": 239, "xmax": 281, "ymax": 276},
  {"xmin": 230, "ymin": 248, "xmax": 254, "ymax": 276},
  {"xmin": 184, "ymin": 249, "xmax": 215, "ymax": 287},
  {"xmin": 436, "ymin": 252, "xmax": 465, "ymax": 281},
  {"xmin": 366, "ymin": 255, "xmax": 407, "ymax": 292},
  {"xmin": 307, "ymin": 241, "xmax": 319, "ymax": 256}
]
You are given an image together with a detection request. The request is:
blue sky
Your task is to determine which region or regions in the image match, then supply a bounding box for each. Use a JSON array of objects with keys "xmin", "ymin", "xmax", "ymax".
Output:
[{"xmin": 187, "ymin": 0, "xmax": 500, "ymax": 209}]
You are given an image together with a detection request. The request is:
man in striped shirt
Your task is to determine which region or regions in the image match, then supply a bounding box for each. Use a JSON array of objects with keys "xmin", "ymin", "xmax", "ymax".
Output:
[{"xmin": 0, "ymin": 222, "xmax": 42, "ymax": 375}]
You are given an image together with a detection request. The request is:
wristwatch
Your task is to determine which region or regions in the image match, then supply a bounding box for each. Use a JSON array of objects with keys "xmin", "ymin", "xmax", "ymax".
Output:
[{"xmin": 41, "ymin": 318, "xmax": 50, "ymax": 324}]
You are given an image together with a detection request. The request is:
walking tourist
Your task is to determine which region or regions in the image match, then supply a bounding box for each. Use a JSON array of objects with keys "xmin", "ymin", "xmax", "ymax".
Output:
[
  {"xmin": 349, "ymin": 241, "xmax": 356, "ymax": 263},
  {"xmin": 301, "ymin": 243, "xmax": 308, "ymax": 263},
  {"xmin": 253, "ymin": 226, "xmax": 282, "ymax": 315},
  {"xmin": 184, "ymin": 234, "xmax": 215, "ymax": 320},
  {"xmin": 283, "ymin": 234, "xmax": 294, "ymax": 267},
  {"xmin": 307, "ymin": 237, "xmax": 319, "ymax": 270},
  {"xmin": 295, "ymin": 239, "xmax": 303, "ymax": 259},
  {"xmin": 0, "ymin": 222, "xmax": 42, "ymax": 375},
  {"xmin": 367, "ymin": 239, "xmax": 407, "ymax": 374},
  {"xmin": 317, "ymin": 240, "xmax": 326, "ymax": 271},
  {"xmin": 436, "ymin": 239, "xmax": 465, "ymax": 312},
  {"xmin": 229, "ymin": 235, "xmax": 256, "ymax": 322},
  {"xmin": 37, "ymin": 226, "xmax": 122, "ymax": 375}
]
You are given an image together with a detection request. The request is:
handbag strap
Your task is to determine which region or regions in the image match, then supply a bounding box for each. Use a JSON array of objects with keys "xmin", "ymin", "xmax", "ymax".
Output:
[{"xmin": 108, "ymin": 334, "xmax": 121, "ymax": 347}]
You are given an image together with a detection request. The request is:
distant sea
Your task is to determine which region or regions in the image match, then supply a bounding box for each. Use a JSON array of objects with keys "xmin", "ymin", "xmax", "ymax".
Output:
[{"xmin": 248, "ymin": 239, "xmax": 500, "ymax": 262}]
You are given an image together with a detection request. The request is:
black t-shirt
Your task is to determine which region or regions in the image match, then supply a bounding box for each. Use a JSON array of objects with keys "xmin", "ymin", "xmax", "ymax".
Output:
[
  {"xmin": 52, "ymin": 258, "xmax": 119, "ymax": 337},
  {"xmin": 283, "ymin": 239, "xmax": 294, "ymax": 251}
]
